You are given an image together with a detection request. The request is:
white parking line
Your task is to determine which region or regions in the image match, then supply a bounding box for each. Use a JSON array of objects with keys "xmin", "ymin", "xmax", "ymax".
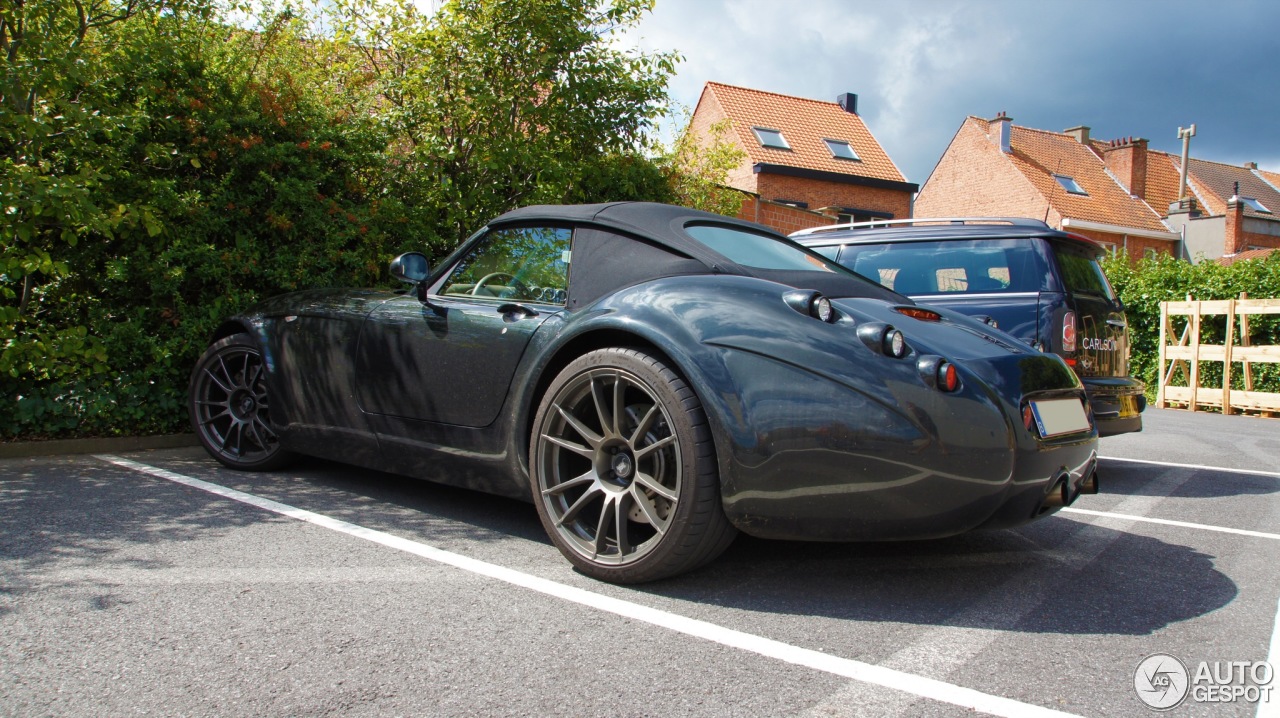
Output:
[
  {"xmin": 96, "ymin": 454, "xmax": 1083, "ymax": 718},
  {"xmin": 1059, "ymin": 508, "xmax": 1280, "ymax": 542},
  {"xmin": 1099, "ymin": 455, "xmax": 1280, "ymax": 479}
]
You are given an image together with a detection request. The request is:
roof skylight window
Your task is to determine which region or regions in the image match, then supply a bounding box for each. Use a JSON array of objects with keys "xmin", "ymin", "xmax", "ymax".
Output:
[
  {"xmin": 1053, "ymin": 174, "xmax": 1088, "ymax": 196},
  {"xmin": 823, "ymin": 139, "xmax": 860, "ymax": 161},
  {"xmin": 752, "ymin": 127, "xmax": 791, "ymax": 150},
  {"xmin": 1241, "ymin": 197, "xmax": 1272, "ymax": 213}
]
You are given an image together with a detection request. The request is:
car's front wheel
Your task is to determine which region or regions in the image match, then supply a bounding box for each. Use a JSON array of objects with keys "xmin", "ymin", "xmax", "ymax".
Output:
[
  {"xmin": 530, "ymin": 348, "xmax": 736, "ymax": 583},
  {"xmin": 189, "ymin": 333, "xmax": 294, "ymax": 471}
]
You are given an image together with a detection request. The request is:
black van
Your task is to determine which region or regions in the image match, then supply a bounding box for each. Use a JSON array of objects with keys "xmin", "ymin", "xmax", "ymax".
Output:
[{"xmin": 792, "ymin": 218, "xmax": 1145, "ymax": 436}]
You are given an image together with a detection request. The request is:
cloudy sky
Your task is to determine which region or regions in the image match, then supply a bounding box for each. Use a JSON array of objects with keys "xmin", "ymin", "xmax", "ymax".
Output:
[{"xmin": 619, "ymin": 0, "xmax": 1280, "ymax": 187}]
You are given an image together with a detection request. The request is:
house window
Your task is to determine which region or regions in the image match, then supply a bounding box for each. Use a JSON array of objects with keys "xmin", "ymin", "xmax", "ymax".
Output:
[
  {"xmin": 1144, "ymin": 248, "xmax": 1159, "ymax": 260},
  {"xmin": 773, "ymin": 199, "xmax": 808, "ymax": 209},
  {"xmin": 1053, "ymin": 174, "xmax": 1088, "ymax": 195},
  {"xmin": 752, "ymin": 127, "xmax": 791, "ymax": 150},
  {"xmin": 1241, "ymin": 197, "xmax": 1272, "ymax": 213},
  {"xmin": 823, "ymin": 139, "xmax": 860, "ymax": 161},
  {"xmin": 1097, "ymin": 242, "xmax": 1118, "ymax": 257},
  {"xmin": 835, "ymin": 208, "xmax": 893, "ymax": 225}
]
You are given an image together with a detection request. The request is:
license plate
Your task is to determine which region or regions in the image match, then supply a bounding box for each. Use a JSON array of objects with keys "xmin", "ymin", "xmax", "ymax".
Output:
[{"xmin": 1029, "ymin": 398, "xmax": 1091, "ymax": 438}]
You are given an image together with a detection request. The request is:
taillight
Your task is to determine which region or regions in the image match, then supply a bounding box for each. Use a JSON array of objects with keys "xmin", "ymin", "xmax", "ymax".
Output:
[
  {"xmin": 894, "ymin": 306, "xmax": 942, "ymax": 322},
  {"xmin": 782, "ymin": 290, "xmax": 837, "ymax": 323},
  {"xmin": 917, "ymin": 355, "xmax": 960, "ymax": 392},
  {"xmin": 1062, "ymin": 311, "xmax": 1077, "ymax": 353},
  {"xmin": 937, "ymin": 362, "xmax": 959, "ymax": 392},
  {"xmin": 858, "ymin": 323, "xmax": 910, "ymax": 358}
]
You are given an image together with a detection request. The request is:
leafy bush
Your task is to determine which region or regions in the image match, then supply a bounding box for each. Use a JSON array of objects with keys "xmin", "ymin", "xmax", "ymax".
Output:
[
  {"xmin": 1102, "ymin": 252, "xmax": 1280, "ymax": 399},
  {"xmin": 2, "ymin": 0, "xmax": 708, "ymax": 440}
]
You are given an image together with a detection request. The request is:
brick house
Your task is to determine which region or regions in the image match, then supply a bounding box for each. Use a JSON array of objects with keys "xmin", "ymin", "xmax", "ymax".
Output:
[
  {"xmin": 1154, "ymin": 156, "xmax": 1280, "ymax": 262},
  {"xmin": 915, "ymin": 114, "xmax": 1179, "ymax": 262},
  {"xmin": 916, "ymin": 114, "xmax": 1280, "ymax": 263},
  {"xmin": 687, "ymin": 82, "xmax": 918, "ymax": 234}
]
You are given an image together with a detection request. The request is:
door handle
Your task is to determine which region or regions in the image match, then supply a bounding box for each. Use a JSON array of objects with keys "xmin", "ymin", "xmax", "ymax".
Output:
[
  {"xmin": 1105, "ymin": 319, "xmax": 1126, "ymax": 328},
  {"xmin": 498, "ymin": 303, "xmax": 539, "ymax": 321}
]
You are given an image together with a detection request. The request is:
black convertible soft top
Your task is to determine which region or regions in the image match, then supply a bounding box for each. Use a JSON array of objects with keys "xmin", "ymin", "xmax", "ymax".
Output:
[{"xmin": 489, "ymin": 202, "xmax": 905, "ymax": 309}]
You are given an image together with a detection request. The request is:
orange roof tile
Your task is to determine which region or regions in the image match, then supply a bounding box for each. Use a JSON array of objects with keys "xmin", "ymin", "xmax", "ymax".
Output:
[
  {"xmin": 702, "ymin": 82, "xmax": 908, "ymax": 184},
  {"xmin": 1258, "ymin": 168, "xmax": 1280, "ymax": 191},
  {"xmin": 1182, "ymin": 158, "xmax": 1280, "ymax": 219},
  {"xmin": 1215, "ymin": 248, "xmax": 1277, "ymax": 266},
  {"xmin": 1142, "ymin": 150, "xmax": 1189, "ymax": 215},
  {"xmin": 1003, "ymin": 123, "xmax": 1170, "ymax": 233}
]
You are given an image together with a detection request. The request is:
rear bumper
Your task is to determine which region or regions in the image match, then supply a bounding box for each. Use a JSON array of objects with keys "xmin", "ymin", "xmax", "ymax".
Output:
[{"xmin": 1082, "ymin": 376, "xmax": 1146, "ymax": 437}]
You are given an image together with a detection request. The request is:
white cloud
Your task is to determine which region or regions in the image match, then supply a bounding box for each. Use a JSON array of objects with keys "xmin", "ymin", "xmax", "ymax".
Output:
[{"xmin": 617, "ymin": 0, "xmax": 1280, "ymax": 181}]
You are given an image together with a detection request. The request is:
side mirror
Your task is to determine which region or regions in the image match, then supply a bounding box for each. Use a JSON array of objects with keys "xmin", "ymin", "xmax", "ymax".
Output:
[{"xmin": 390, "ymin": 252, "xmax": 429, "ymax": 284}]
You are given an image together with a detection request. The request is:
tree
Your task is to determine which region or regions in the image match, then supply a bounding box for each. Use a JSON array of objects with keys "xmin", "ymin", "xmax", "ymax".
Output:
[
  {"xmin": 316, "ymin": 0, "xmax": 678, "ymax": 249},
  {"xmin": 661, "ymin": 114, "xmax": 747, "ymax": 218}
]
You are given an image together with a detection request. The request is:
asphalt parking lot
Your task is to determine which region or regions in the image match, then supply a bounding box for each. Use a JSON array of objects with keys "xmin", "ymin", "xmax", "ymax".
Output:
[{"xmin": 2, "ymin": 407, "xmax": 1278, "ymax": 717}]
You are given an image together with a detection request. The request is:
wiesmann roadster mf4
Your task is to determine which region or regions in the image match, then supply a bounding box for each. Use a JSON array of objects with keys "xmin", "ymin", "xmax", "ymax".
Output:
[{"xmin": 190, "ymin": 202, "xmax": 1099, "ymax": 583}]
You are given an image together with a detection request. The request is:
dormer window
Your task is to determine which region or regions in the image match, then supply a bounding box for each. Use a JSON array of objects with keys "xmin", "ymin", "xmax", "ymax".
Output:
[
  {"xmin": 1053, "ymin": 174, "xmax": 1088, "ymax": 196},
  {"xmin": 823, "ymin": 139, "xmax": 860, "ymax": 161},
  {"xmin": 1241, "ymin": 197, "xmax": 1272, "ymax": 213},
  {"xmin": 752, "ymin": 127, "xmax": 791, "ymax": 150}
]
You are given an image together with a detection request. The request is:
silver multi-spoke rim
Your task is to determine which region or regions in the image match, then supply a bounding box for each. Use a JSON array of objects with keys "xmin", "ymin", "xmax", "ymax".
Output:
[
  {"xmin": 193, "ymin": 346, "xmax": 279, "ymax": 464},
  {"xmin": 537, "ymin": 368, "xmax": 681, "ymax": 566}
]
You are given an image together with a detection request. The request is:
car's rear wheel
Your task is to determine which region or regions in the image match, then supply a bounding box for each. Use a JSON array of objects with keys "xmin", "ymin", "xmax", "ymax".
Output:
[
  {"xmin": 530, "ymin": 348, "xmax": 735, "ymax": 583},
  {"xmin": 189, "ymin": 334, "xmax": 294, "ymax": 471}
]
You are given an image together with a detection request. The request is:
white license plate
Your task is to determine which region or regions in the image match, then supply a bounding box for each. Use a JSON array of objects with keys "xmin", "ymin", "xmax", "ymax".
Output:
[{"xmin": 1029, "ymin": 398, "xmax": 1091, "ymax": 438}]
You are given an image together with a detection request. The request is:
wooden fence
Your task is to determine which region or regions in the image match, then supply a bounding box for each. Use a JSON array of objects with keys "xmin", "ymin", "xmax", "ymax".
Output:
[{"xmin": 1157, "ymin": 294, "xmax": 1280, "ymax": 414}]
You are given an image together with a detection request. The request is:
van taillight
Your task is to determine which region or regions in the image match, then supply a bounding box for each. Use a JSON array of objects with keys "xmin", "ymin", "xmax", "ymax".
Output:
[{"xmin": 1062, "ymin": 311, "xmax": 1077, "ymax": 353}]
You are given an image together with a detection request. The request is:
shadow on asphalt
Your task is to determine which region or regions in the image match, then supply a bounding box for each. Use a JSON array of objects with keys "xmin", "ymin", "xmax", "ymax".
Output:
[{"xmin": 1, "ymin": 452, "xmax": 1238, "ymax": 636}]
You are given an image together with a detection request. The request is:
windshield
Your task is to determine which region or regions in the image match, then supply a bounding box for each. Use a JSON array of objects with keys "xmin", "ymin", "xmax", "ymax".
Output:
[{"xmin": 685, "ymin": 224, "xmax": 841, "ymax": 272}]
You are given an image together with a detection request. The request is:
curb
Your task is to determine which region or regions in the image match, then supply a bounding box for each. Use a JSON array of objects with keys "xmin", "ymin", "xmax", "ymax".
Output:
[{"xmin": 0, "ymin": 434, "xmax": 202, "ymax": 459}]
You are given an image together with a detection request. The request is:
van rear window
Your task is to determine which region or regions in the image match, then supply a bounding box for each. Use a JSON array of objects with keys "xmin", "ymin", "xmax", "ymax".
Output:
[
  {"xmin": 1052, "ymin": 246, "xmax": 1116, "ymax": 300},
  {"xmin": 838, "ymin": 239, "xmax": 1050, "ymax": 295}
]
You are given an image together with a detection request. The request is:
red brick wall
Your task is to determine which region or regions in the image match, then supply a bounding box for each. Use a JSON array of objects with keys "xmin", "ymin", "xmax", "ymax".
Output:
[
  {"xmin": 736, "ymin": 196, "xmax": 835, "ymax": 235},
  {"xmin": 915, "ymin": 118, "xmax": 1049, "ymax": 220},
  {"xmin": 754, "ymin": 174, "xmax": 912, "ymax": 219},
  {"xmin": 1226, "ymin": 202, "xmax": 1280, "ymax": 255},
  {"xmin": 688, "ymin": 89, "xmax": 758, "ymax": 193},
  {"xmin": 1066, "ymin": 227, "xmax": 1175, "ymax": 262}
]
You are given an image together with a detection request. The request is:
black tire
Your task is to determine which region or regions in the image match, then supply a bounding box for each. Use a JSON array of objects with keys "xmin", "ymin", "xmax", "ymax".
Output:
[
  {"xmin": 529, "ymin": 348, "xmax": 736, "ymax": 583},
  {"xmin": 188, "ymin": 334, "xmax": 294, "ymax": 471}
]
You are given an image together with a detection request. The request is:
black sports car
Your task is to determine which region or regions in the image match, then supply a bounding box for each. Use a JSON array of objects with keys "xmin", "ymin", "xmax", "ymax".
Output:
[{"xmin": 190, "ymin": 202, "xmax": 1099, "ymax": 583}]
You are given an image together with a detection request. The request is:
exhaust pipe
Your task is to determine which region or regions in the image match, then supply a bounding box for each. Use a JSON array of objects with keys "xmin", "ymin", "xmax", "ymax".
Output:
[
  {"xmin": 1079, "ymin": 468, "xmax": 1099, "ymax": 495},
  {"xmin": 1036, "ymin": 476, "xmax": 1070, "ymax": 516}
]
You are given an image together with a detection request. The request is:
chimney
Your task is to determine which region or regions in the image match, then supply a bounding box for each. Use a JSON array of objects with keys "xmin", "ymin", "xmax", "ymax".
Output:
[
  {"xmin": 1102, "ymin": 136, "xmax": 1149, "ymax": 200},
  {"xmin": 1225, "ymin": 193, "xmax": 1246, "ymax": 255},
  {"xmin": 1064, "ymin": 125, "xmax": 1091, "ymax": 144},
  {"xmin": 990, "ymin": 111, "xmax": 1012, "ymax": 154},
  {"xmin": 1244, "ymin": 161, "xmax": 1258, "ymax": 170},
  {"xmin": 837, "ymin": 93, "xmax": 858, "ymax": 114}
]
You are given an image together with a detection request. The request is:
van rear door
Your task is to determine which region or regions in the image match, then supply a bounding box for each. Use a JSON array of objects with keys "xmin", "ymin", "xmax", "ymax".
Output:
[{"xmin": 1047, "ymin": 239, "xmax": 1129, "ymax": 379}]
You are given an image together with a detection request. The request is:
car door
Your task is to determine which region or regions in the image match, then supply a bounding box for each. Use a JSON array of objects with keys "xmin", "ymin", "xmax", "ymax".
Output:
[{"xmin": 354, "ymin": 225, "xmax": 572, "ymax": 427}]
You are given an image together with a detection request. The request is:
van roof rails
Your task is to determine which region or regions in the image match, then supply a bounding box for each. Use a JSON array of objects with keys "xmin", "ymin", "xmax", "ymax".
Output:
[{"xmin": 790, "ymin": 217, "xmax": 1054, "ymax": 238}]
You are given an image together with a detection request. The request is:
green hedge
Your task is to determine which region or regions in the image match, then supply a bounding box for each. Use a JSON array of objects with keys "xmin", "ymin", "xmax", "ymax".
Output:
[
  {"xmin": 2, "ymin": 0, "xmax": 682, "ymax": 440},
  {"xmin": 1102, "ymin": 252, "xmax": 1280, "ymax": 400}
]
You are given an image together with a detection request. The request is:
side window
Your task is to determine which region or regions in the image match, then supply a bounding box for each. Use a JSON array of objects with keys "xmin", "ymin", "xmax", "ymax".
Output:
[
  {"xmin": 1053, "ymin": 245, "xmax": 1116, "ymax": 300},
  {"xmin": 440, "ymin": 226, "xmax": 572, "ymax": 304},
  {"xmin": 811, "ymin": 245, "xmax": 841, "ymax": 261}
]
